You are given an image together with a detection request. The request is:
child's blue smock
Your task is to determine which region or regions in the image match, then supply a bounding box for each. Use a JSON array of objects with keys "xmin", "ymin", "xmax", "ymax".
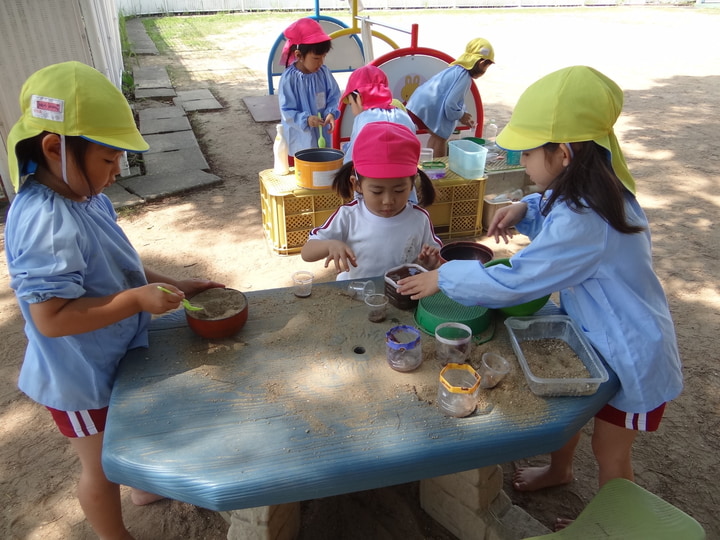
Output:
[
  {"xmin": 438, "ymin": 192, "xmax": 683, "ymax": 414},
  {"xmin": 342, "ymin": 108, "xmax": 417, "ymax": 164},
  {"xmin": 5, "ymin": 180, "xmax": 151, "ymax": 411},
  {"xmin": 406, "ymin": 65, "xmax": 471, "ymax": 140},
  {"xmin": 278, "ymin": 64, "xmax": 341, "ymax": 156}
]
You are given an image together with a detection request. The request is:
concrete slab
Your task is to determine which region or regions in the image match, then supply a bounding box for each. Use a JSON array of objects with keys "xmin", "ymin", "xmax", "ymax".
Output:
[
  {"xmin": 244, "ymin": 95, "xmax": 280, "ymax": 123},
  {"xmin": 143, "ymin": 131, "xmax": 199, "ymax": 153},
  {"xmin": 135, "ymin": 88, "xmax": 177, "ymax": 99},
  {"xmin": 125, "ymin": 18, "xmax": 158, "ymax": 55},
  {"xmin": 174, "ymin": 89, "xmax": 223, "ymax": 111},
  {"xmin": 140, "ymin": 115, "xmax": 192, "ymax": 135},
  {"xmin": 119, "ymin": 170, "xmax": 222, "ymax": 201},
  {"xmin": 138, "ymin": 106, "xmax": 186, "ymax": 122},
  {"xmin": 143, "ymin": 147, "xmax": 209, "ymax": 175},
  {"xmin": 133, "ymin": 66, "xmax": 172, "ymax": 89},
  {"xmin": 105, "ymin": 183, "xmax": 145, "ymax": 210}
]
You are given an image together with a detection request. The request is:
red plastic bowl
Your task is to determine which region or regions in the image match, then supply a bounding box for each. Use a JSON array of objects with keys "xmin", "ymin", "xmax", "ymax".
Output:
[{"xmin": 185, "ymin": 288, "xmax": 248, "ymax": 339}]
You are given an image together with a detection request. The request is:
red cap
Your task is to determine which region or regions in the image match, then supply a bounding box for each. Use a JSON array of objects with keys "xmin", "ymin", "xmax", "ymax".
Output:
[
  {"xmin": 340, "ymin": 65, "xmax": 393, "ymax": 110},
  {"xmin": 353, "ymin": 122, "xmax": 420, "ymax": 178},
  {"xmin": 281, "ymin": 19, "xmax": 331, "ymax": 65}
]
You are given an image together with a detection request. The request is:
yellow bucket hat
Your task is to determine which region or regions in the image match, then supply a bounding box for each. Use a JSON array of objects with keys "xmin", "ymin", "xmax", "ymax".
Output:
[
  {"xmin": 7, "ymin": 61, "xmax": 149, "ymax": 191},
  {"xmin": 451, "ymin": 38, "xmax": 495, "ymax": 70},
  {"xmin": 496, "ymin": 65, "xmax": 635, "ymax": 193}
]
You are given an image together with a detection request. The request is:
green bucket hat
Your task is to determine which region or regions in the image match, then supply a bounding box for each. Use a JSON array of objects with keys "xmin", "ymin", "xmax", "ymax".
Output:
[
  {"xmin": 7, "ymin": 61, "xmax": 149, "ymax": 191},
  {"xmin": 496, "ymin": 65, "xmax": 635, "ymax": 194}
]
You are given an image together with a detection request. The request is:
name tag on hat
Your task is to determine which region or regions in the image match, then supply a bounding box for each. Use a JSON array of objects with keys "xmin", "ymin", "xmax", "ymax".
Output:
[{"xmin": 31, "ymin": 95, "xmax": 64, "ymax": 122}]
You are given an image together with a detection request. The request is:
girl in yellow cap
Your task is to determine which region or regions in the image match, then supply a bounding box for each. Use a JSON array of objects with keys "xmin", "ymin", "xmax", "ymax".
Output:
[
  {"xmin": 398, "ymin": 66, "xmax": 682, "ymax": 527},
  {"xmin": 406, "ymin": 38, "xmax": 494, "ymax": 157},
  {"xmin": 4, "ymin": 61, "xmax": 224, "ymax": 539}
]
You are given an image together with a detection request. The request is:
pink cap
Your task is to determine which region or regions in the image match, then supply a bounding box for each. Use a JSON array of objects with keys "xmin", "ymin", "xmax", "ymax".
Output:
[
  {"xmin": 340, "ymin": 65, "xmax": 393, "ymax": 110},
  {"xmin": 281, "ymin": 18, "xmax": 331, "ymax": 65},
  {"xmin": 353, "ymin": 122, "xmax": 421, "ymax": 178}
]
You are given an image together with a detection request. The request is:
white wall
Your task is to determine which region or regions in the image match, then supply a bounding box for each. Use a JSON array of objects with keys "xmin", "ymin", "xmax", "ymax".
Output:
[{"xmin": 0, "ymin": 0, "xmax": 124, "ymax": 201}]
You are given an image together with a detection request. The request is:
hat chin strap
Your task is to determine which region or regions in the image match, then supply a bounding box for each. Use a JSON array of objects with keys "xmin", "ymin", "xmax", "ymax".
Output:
[{"xmin": 60, "ymin": 134, "xmax": 70, "ymax": 185}]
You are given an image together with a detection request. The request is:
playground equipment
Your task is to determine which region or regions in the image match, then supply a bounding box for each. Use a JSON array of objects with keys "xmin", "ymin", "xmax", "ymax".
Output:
[
  {"xmin": 332, "ymin": 24, "xmax": 484, "ymax": 149},
  {"xmin": 266, "ymin": 0, "xmax": 400, "ymax": 94},
  {"xmin": 267, "ymin": 0, "xmax": 484, "ymax": 150}
]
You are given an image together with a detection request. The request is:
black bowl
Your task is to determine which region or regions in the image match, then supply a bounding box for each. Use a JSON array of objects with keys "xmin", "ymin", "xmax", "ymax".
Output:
[{"xmin": 440, "ymin": 242, "xmax": 494, "ymax": 264}]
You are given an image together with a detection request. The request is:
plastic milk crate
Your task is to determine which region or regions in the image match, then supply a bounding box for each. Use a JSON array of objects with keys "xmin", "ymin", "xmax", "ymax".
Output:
[
  {"xmin": 425, "ymin": 159, "xmax": 486, "ymax": 239},
  {"xmin": 259, "ymin": 169, "xmax": 345, "ymax": 255}
]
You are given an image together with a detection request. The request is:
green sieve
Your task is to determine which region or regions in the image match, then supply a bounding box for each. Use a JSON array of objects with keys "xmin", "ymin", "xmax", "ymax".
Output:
[{"xmin": 414, "ymin": 292, "xmax": 493, "ymax": 339}]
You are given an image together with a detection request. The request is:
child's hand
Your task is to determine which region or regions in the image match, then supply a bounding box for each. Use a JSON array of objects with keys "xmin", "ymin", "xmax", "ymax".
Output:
[
  {"xmin": 397, "ymin": 269, "xmax": 440, "ymax": 300},
  {"xmin": 178, "ymin": 278, "xmax": 226, "ymax": 299},
  {"xmin": 487, "ymin": 202, "xmax": 528, "ymax": 244},
  {"xmin": 323, "ymin": 114, "xmax": 336, "ymax": 133},
  {"xmin": 416, "ymin": 244, "xmax": 443, "ymax": 270},
  {"xmin": 460, "ymin": 113, "xmax": 475, "ymax": 128},
  {"xmin": 323, "ymin": 240, "xmax": 357, "ymax": 274},
  {"xmin": 146, "ymin": 283, "xmax": 186, "ymax": 314},
  {"xmin": 308, "ymin": 115, "xmax": 323, "ymax": 129}
]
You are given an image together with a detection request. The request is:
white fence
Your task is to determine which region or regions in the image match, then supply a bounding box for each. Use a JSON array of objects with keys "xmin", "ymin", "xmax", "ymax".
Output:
[{"xmin": 116, "ymin": 0, "xmax": 717, "ymax": 16}]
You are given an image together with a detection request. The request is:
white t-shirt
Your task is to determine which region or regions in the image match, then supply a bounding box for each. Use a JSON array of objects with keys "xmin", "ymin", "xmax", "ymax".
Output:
[{"xmin": 307, "ymin": 198, "xmax": 442, "ymax": 280}]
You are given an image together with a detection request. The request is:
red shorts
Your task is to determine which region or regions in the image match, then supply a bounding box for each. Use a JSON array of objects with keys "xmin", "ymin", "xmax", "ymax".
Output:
[
  {"xmin": 407, "ymin": 110, "xmax": 430, "ymax": 132},
  {"xmin": 47, "ymin": 406, "xmax": 108, "ymax": 438},
  {"xmin": 595, "ymin": 402, "xmax": 666, "ymax": 432}
]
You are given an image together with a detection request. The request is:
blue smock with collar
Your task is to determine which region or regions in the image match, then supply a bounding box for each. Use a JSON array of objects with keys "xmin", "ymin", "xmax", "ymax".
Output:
[
  {"xmin": 438, "ymin": 192, "xmax": 683, "ymax": 414},
  {"xmin": 406, "ymin": 65, "xmax": 471, "ymax": 140},
  {"xmin": 5, "ymin": 180, "xmax": 150, "ymax": 411},
  {"xmin": 278, "ymin": 64, "xmax": 341, "ymax": 157}
]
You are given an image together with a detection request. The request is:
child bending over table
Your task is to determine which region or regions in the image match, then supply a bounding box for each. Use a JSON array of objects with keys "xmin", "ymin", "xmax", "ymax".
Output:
[
  {"xmin": 406, "ymin": 37, "xmax": 494, "ymax": 158},
  {"xmin": 4, "ymin": 61, "xmax": 224, "ymax": 539},
  {"xmin": 339, "ymin": 64, "xmax": 417, "ymax": 164},
  {"xmin": 278, "ymin": 17, "xmax": 341, "ymax": 163},
  {"xmin": 301, "ymin": 121, "xmax": 443, "ymax": 280},
  {"xmin": 397, "ymin": 65, "xmax": 683, "ymax": 529}
]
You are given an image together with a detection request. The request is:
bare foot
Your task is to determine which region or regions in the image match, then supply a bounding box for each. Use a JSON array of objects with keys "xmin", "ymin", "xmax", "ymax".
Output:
[
  {"xmin": 131, "ymin": 488, "xmax": 166, "ymax": 506},
  {"xmin": 512, "ymin": 465, "xmax": 574, "ymax": 492},
  {"xmin": 554, "ymin": 518, "xmax": 574, "ymax": 531}
]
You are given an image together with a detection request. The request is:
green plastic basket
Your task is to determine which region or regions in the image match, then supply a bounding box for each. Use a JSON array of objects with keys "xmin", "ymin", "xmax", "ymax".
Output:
[{"xmin": 414, "ymin": 292, "xmax": 492, "ymax": 337}]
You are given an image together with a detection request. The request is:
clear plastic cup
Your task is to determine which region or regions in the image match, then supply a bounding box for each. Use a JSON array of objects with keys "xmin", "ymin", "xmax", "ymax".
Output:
[
  {"xmin": 347, "ymin": 280, "xmax": 375, "ymax": 300},
  {"xmin": 479, "ymin": 352, "xmax": 511, "ymax": 389},
  {"xmin": 419, "ymin": 147, "xmax": 434, "ymax": 164},
  {"xmin": 435, "ymin": 322, "xmax": 473, "ymax": 366},
  {"xmin": 365, "ymin": 294, "xmax": 388, "ymax": 323},
  {"xmin": 292, "ymin": 270, "xmax": 314, "ymax": 298},
  {"xmin": 437, "ymin": 363, "xmax": 481, "ymax": 417},
  {"xmin": 385, "ymin": 325, "xmax": 423, "ymax": 372}
]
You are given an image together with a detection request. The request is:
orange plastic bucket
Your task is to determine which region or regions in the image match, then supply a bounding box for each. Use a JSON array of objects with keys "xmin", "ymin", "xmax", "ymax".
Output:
[{"xmin": 294, "ymin": 148, "xmax": 344, "ymax": 190}]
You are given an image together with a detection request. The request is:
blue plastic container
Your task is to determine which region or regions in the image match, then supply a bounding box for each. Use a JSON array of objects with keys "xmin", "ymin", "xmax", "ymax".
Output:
[{"xmin": 448, "ymin": 139, "xmax": 488, "ymax": 179}]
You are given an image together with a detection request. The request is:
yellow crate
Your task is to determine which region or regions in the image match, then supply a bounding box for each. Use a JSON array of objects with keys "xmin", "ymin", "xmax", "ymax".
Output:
[
  {"xmin": 425, "ymin": 161, "xmax": 486, "ymax": 239},
  {"xmin": 259, "ymin": 162, "xmax": 486, "ymax": 254},
  {"xmin": 260, "ymin": 169, "xmax": 345, "ymax": 255}
]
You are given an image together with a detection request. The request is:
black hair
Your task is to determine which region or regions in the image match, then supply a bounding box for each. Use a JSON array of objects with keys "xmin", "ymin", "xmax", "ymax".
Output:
[
  {"xmin": 15, "ymin": 132, "xmax": 96, "ymax": 195},
  {"xmin": 284, "ymin": 40, "xmax": 332, "ymax": 67},
  {"xmin": 332, "ymin": 161, "xmax": 436, "ymax": 207},
  {"xmin": 542, "ymin": 141, "xmax": 644, "ymax": 235},
  {"xmin": 468, "ymin": 59, "xmax": 493, "ymax": 77}
]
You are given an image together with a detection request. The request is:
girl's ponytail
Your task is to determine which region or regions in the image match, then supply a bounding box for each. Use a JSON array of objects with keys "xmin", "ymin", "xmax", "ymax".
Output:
[{"xmin": 332, "ymin": 161, "xmax": 356, "ymax": 199}]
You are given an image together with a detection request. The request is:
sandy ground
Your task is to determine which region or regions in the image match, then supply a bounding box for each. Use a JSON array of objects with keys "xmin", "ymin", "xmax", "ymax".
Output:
[{"xmin": 2, "ymin": 6, "xmax": 719, "ymax": 539}]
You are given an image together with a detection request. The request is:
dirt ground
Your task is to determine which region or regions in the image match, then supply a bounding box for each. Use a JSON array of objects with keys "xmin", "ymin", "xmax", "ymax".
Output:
[{"xmin": 2, "ymin": 6, "xmax": 719, "ymax": 540}]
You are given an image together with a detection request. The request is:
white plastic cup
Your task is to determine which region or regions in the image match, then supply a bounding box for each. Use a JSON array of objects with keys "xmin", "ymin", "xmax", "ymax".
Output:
[
  {"xmin": 292, "ymin": 270, "xmax": 314, "ymax": 297},
  {"xmin": 365, "ymin": 293, "xmax": 389, "ymax": 323},
  {"xmin": 435, "ymin": 322, "xmax": 473, "ymax": 366},
  {"xmin": 479, "ymin": 352, "xmax": 511, "ymax": 389},
  {"xmin": 347, "ymin": 280, "xmax": 375, "ymax": 300}
]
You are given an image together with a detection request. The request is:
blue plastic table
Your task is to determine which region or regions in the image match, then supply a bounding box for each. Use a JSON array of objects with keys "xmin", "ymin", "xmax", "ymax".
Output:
[{"xmin": 102, "ymin": 279, "xmax": 618, "ymax": 512}]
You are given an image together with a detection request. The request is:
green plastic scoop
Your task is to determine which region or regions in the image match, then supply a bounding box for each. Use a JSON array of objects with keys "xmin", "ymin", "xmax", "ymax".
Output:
[
  {"xmin": 317, "ymin": 113, "xmax": 326, "ymax": 148},
  {"xmin": 157, "ymin": 286, "xmax": 203, "ymax": 311}
]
